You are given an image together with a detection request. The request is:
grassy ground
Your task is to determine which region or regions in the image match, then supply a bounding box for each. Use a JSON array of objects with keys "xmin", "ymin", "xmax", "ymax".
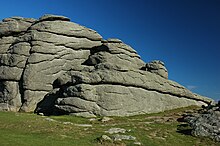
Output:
[{"xmin": 0, "ymin": 106, "xmax": 219, "ymax": 146}]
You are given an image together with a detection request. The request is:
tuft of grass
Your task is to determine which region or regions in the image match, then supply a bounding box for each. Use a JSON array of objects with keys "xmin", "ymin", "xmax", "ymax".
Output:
[{"xmin": 0, "ymin": 106, "xmax": 219, "ymax": 146}]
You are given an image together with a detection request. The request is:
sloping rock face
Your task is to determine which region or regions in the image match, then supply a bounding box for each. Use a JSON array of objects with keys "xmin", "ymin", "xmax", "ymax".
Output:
[{"xmin": 0, "ymin": 14, "xmax": 213, "ymax": 116}]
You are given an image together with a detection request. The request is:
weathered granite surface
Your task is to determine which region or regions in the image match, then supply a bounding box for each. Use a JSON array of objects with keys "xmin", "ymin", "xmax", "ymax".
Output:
[
  {"xmin": 0, "ymin": 14, "xmax": 213, "ymax": 116},
  {"xmin": 183, "ymin": 102, "xmax": 220, "ymax": 141}
]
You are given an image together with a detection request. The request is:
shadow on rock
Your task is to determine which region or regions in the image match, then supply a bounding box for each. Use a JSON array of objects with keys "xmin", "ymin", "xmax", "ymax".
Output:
[
  {"xmin": 34, "ymin": 88, "xmax": 61, "ymax": 116},
  {"xmin": 177, "ymin": 123, "xmax": 193, "ymax": 136}
]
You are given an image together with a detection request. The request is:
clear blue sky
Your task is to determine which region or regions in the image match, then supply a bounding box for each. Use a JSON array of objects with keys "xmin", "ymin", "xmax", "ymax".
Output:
[{"xmin": 0, "ymin": 0, "xmax": 219, "ymax": 100}]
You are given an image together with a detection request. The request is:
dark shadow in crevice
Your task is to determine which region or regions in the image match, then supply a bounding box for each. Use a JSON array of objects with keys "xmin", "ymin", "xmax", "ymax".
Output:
[
  {"xmin": 177, "ymin": 123, "xmax": 193, "ymax": 136},
  {"xmin": 82, "ymin": 44, "xmax": 110, "ymax": 66},
  {"xmin": 18, "ymin": 80, "xmax": 25, "ymax": 105},
  {"xmin": 34, "ymin": 88, "xmax": 72, "ymax": 116},
  {"xmin": 90, "ymin": 44, "xmax": 110, "ymax": 55},
  {"xmin": 140, "ymin": 66, "xmax": 147, "ymax": 71},
  {"xmin": 34, "ymin": 88, "xmax": 61, "ymax": 116},
  {"xmin": 34, "ymin": 79, "xmax": 74, "ymax": 116}
]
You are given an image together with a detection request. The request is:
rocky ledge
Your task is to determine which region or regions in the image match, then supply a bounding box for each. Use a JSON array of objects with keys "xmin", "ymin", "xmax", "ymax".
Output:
[{"xmin": 0, "ymin": 14, "xmax": 213, "ymax": 117}]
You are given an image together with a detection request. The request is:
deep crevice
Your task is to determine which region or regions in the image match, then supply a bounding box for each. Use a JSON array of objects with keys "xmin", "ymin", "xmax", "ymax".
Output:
[{"xmin": 18, "ymin": 40, "xmax": 33, "ymax": 111}]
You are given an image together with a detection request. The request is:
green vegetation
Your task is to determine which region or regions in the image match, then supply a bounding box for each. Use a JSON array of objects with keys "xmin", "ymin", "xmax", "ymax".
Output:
[{"xmin": 0, "ymin": 106, "xmax": 219, "ymax": 146}]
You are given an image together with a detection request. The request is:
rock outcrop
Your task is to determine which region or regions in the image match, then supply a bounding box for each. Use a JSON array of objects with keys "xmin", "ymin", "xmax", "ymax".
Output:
[
  {"xmin": 0, "ymin": 14, "xmax": 213, "ymax": 117},
  {"xmin": 183, "ymin": 102, "xmax": 220, "ymax": 141}
]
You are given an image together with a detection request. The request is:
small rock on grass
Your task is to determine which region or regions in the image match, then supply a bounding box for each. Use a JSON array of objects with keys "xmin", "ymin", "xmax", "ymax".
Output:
[
  {"xmin": 100, "ymin": 135, "xmax": 112, "ymax": 142},
  {"xmin": 101, "ymin": 117, "xmax": 112, "ymax": 122},
  {"xmin": 63, "ymin": 122, "xmax": 73, "ymax": 125},
  {"xmin": 74, "ymin": 124, "xmax": 92, "ymax": 127},
  {"xmin": 38, "ymin": 112, "xmax": 44, "ymax": 116},
  {"xmin": 88, "ymin": 118, "xmax": 96, "ymax": 122},
  {"xmin": 45, "ymin": 117, "xmax": 57, "ymax": 122},
  {"xmin": 112, "ymin": 134, "xmax": 136, "ymax": 141},
  {"xmin": 133, "ymin": 142, "xmax": 142, "ymax": 145},
  {"xmin": 105, "ymin": 128, "xmax": 127, "ymax": 134}
]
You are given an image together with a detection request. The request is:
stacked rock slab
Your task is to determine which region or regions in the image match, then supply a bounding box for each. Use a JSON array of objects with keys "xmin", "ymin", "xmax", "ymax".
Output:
[{"xmin": 0, "ymin": 15, "xmax": 213, "ymax": 116}]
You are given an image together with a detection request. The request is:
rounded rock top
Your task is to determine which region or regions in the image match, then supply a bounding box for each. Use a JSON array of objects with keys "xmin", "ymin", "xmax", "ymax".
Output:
[
  {"xmin": 151, "ymin": 60, "xmax": 165, "ymax": 66},
  {"xmin": 107, "ymin": 38, "xmax": 123, "ymax": 43},
  {"xmin": 39, "ymin": 14, "xmax": 71, "ymax": 22}
]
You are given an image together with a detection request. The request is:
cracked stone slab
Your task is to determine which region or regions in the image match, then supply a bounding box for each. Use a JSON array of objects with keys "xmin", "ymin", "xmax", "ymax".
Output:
[
  {"xmin": 30, "ymin": 20, "xmax": 102, "ymax": 41},
  {"xmin": 0, "ymin": 81, "xmax": 21, "ymax": 111},
  {"xmin": 0, "ymin": 66, "xmax": 23, "ymax": 80},
  {"xmin": 53, "ymin": 83, "xmax": 207, "ymax": 117},
  {"xmin": 0, "ymin": 17, "xmax": 34, "ymax": 37},
  {"xmin": 68, "ymin": 69, "xmax": 196, "ymax": 99},
  {"xmin": 29, "ymin": 30, "xmax": 102, "ymax": 49}
]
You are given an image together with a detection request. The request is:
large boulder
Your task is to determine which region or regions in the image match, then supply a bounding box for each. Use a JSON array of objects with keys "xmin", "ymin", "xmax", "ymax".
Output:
[
  {"xmin": 146, "ymin": 60, "xmax": 168, "ymax": 79},
  {"xmin": 0, "ymin": 14, "xmax": 213, "ymax": 116}
]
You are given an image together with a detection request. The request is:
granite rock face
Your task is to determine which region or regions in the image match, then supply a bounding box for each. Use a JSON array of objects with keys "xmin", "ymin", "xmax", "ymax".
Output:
[
  {"xmin": 0, "ymin": 14, "xmax": 213, "ymax": 116},
  {"xmin": 183, "ymin": 102, "xmax": 220, "ymax": 141}
]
